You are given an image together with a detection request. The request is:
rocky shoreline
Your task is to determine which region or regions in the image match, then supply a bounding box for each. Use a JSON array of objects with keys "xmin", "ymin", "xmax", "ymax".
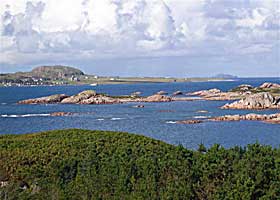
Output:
[
  {"xmin": 176, "ymin": 113, "xmax": 280, "ymax": 125},
  {"xmin": 189, "ymin": 82, "xmax": 280, "ymax": 110},
  {"xmin": 17, "ymin": 90, "xmax": 200, "ymax": 105},
  {"xmin": 222, "ymin": 92, "xmax": 280, "ymax": 110},
  {"xmin": 15, "ymin": 82, "xmax": 280, "ymax": 125},
  {"xmin": 18, "ymin": 82, "xmax": 280, "ymax": 111},
  {"xmin": 18, "ymin": 82, "xmax": 280, "ymax": 109}
]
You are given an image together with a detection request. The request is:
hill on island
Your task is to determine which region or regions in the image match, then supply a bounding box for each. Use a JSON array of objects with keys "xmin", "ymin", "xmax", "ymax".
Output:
[
  {"xmin": 11, "ymin": 65, "xmax": 85, "ymax": 79},
  {"xmin": 0, "ymin": 129, "xmax": 279, "ymax": 199},
  {"xmin": 30, "ymin": 65, "xmax": 84, "ymax": 79},
  {"xmin": 0, "ymin": 65, "xmax": 88, "ymax": 85}
]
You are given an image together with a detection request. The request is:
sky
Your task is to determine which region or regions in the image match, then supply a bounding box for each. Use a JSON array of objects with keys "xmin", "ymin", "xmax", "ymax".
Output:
[{"xmin": 0, "ymin": 0, "xmax": 279, "ymax": 77}]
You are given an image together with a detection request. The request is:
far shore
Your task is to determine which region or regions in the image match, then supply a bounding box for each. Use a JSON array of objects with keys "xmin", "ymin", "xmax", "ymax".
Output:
[{"xmin": 0, "ymin": 77, "xmax": 235, "ymax": 87}]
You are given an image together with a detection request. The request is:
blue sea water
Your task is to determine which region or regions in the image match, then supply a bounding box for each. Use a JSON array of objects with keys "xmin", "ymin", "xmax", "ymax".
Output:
[{"xmin": 0, "ymin": 78, "xmax": 279, "ymax": 149}]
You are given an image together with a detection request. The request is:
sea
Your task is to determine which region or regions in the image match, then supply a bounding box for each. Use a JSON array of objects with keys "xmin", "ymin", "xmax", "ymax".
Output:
[{"xmin": 0, "ymin": 78, "xmax": 279, "ymax": 149}]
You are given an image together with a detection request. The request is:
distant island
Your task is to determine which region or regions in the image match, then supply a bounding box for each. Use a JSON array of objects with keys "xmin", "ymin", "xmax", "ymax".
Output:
[
  {"xmin": 0, "ymin": 65, "xmax": 230, "ymax": 87},
  {"xmin": 212, "ymin": 73, "xmax": 238, "ymax": 79}
]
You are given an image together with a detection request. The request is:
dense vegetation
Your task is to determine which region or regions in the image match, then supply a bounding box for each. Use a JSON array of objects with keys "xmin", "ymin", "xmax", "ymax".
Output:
[{"xmin": 0, "ymin": 129, "xmax": 279, "ymax": 199}]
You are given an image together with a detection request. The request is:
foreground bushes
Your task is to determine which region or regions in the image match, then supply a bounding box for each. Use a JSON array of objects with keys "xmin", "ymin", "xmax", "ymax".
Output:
[{"xmin": 0, "ymin": 129, "xmax": 279, "ymax": 199}]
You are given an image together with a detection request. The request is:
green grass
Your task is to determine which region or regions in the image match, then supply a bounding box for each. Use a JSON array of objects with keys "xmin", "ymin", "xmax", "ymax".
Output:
[{"xmin": 0, "ymin": 129, "xmax": 279, "ymax": 199}]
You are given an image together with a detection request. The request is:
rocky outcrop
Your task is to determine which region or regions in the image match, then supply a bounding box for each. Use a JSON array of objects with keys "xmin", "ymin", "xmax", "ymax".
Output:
[
  {"xmin": 80, "ymin": 96, "xmax": 120, "ymax": 104},
  {"xmin": 230, "ymin": 84, "xmax": 254, "ymax": 93},
  {"xmin": 209, "ymin": 113, "xmax": 280, "ymax": 124},
  {"xmin": 222, "ymin": 92, "xmax": 280, "ymax": 110},
  {"xmin": 142, "ymin": 94, "xmax": 172, "ymax": 102},
  {"xmin": 188, "ymin": 88, "xmax": 241, "ymax": 100},
  {"xmin": 61, "ymin": 90, "xmax": 97, "ymax": 104},
  {"xmin": 209, "ymin": 113, "xmax": 279, "ymax": 121},
  {"xmin": 62, "ymin": 90, "xmax": 120, "ymax": 104},
  {"xmin": 259, "ymin": 82, "xmax": 280, "ymax": 89},
  {"xmin": 176, "ymin": 119, "xmax": 203, "ymax": 124},
  {"xmin": 189, "ymin": 88, "xmax": 221, "ymax": 96},
  {"xmin": 17, "ymin": 91, "xmax": 175, "ymax": 105},
  {"xmin": 188, "ymin": 82, "xmax": 280, "ymax": 102},
  {"xmin": 265, "ymin": 117, "xmax": 280, "ymax": 124},
  {"xmin": 18, "ymin": 94, "xmax": 69, "ymax": 104},
  {"xmin": 17, "ymin": 82, "xmax": 280, "ymax": 106},
  {"xmin": 18, "ymin": 90, "xmax": 120, "ymax": 105},
  {"xmin": 174, "ymin": 113, "xmax": 280, "ymax": 125}
]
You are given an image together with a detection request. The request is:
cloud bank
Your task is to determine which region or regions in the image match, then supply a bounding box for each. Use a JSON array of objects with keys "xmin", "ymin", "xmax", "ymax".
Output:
[{"xmin": 0, "ymin": 0, "xmax": 279, "ymax": 75}]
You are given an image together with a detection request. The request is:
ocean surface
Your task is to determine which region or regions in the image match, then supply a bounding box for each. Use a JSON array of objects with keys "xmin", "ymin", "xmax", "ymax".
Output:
[{"xmin": 1, "ymin": 78, "xmax": 280, "ymax": 149}]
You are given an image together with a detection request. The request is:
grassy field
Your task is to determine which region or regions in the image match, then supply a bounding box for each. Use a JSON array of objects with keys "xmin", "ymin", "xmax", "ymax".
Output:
[
  {"xmin": 66, "ymin": 76, "xmax": 228, "ymax": 85},
  {"xmin": 0, "ymin": 129, "xmax": 279, "ymax": 199}
]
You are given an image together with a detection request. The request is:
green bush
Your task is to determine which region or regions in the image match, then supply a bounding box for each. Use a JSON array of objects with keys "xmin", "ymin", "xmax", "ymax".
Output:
[{"xmin": 0, "ymin": 129, "xmax": 279, "ymax": 199}]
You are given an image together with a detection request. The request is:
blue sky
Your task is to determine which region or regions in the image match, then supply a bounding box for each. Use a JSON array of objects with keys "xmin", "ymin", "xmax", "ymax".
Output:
[{"xmin": 0, "ymin": 0, "xmax": 279, "ymax": 77}]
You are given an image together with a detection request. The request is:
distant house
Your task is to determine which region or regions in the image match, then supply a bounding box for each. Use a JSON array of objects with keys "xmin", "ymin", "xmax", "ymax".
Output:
[{"xmin": 70, "ymin": 76, "xmax": 80, "ymax": 81}]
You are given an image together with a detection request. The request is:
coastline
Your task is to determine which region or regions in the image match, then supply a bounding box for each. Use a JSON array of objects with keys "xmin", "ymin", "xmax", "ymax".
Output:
[{"xmin": 0, "ymin": 77, "xmax": 234, "ymax": 87}]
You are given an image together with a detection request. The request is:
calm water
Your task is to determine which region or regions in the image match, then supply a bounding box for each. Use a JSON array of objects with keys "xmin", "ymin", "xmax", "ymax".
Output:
[{"xmin": 0, "ymin": 78, "xmax": 280, "ymax": 149}]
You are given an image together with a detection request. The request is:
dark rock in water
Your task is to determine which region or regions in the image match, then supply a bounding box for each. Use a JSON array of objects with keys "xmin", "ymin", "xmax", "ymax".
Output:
[
  {"xmin": 176, "ymin": 120, "xmax": 203, "ymax": 124},
  {"xmin": 18, "ymin": 94, "xmax": 69, "ymax": 104},
  {"xmin": 222, "ymin": 92, "xmax": 280, "ymax": 110},
  {"xmin": 50, "ymin": 112, "xmax": 73, "ymax": 116},
  {"xmin": 173, "ymin": 91, "xmax": 183, "ymax": 96},
  {"xmin": 133, "ymin": 105, "xmax": 144, "ymax": 108}
]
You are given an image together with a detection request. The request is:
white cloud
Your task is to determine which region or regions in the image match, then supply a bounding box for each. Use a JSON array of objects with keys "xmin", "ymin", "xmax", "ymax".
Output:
[{"xmin": 0, "ymin": 0, "xmax": 279, "ymax": 67}]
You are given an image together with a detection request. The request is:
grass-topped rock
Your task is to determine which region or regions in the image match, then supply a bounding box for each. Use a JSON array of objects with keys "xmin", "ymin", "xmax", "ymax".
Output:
[{"xmin": 0, "ymin": 129, "xmax": 279, "ymax": 199}]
